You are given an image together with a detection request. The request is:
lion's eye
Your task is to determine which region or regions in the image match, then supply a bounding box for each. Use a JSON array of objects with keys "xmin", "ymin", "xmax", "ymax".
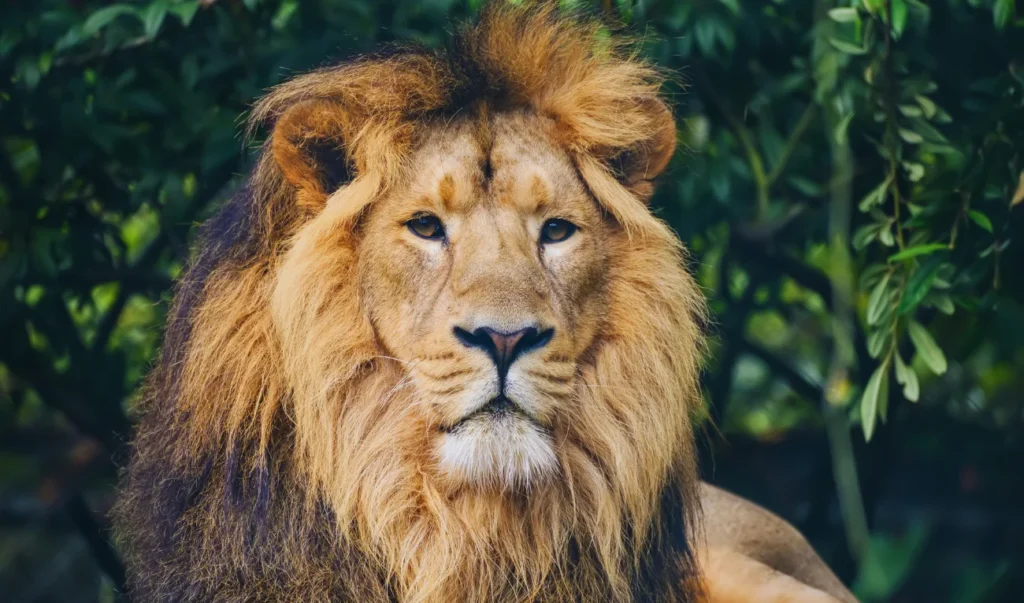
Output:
[
  {"xmin": 540, "ymin": 218, "xmax": 577, "ymax": 244},
  {"xmin": 407, "ymin": 213, "xmax": 445, "ymax": 240}
]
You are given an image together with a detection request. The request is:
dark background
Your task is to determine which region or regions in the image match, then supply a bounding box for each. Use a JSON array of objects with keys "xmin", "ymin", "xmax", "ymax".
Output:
[{"xmin": 1, "ymin": 1, "xmax": 1022, "ymax": 601}]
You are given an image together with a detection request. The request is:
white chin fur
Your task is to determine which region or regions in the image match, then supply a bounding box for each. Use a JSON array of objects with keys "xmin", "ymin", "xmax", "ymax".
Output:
[{"xmin": 436, "ymin": 414, "xmax": 557, "ymax": 490}]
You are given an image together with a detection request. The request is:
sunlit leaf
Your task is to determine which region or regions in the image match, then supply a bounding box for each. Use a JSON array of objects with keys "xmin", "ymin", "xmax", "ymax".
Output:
[
  {"xmin": 828, "ymin": 38, "xmax": 868, "ymax": 55},
  {"xmin": 829, "ymin": 8, "xmax": 860, "ymax": 23},
  {"xmin": 861, "ymin": 359, "xmax": 890, "ymax": 441},
  {"xmin": 894, "ymin": 353, "xmax": 919, "ymax": 402},
  {"xmin": 888, "ymin": 244, "xmax": 947, "ymax": 262},
  {"xmin": 890, "ymin": 0, "xmax": 908, "ymax": 38},
  {"xmin": 967, "ymin": 210, "xmax": 993, "ymax": 232},
  {"xmin": 1011, "ymin": 171, "xmax": 1024, "ymax": 207},
  {"xmin": 867, "ymin": 272, "xmax": 892, "ymax": 326},
  {"xmin": 908, "ymin": 320, "xmax": 948, "ymax": 375}
]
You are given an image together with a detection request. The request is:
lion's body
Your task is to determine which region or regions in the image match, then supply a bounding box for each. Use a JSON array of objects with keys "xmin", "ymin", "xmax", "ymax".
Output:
[{"xmin": 115, "ymin": 4, "xmax": 853, "ymax": 603}]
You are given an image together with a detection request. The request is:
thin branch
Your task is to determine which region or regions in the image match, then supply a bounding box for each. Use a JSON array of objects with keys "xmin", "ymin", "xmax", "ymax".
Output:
[
  {"xmin": 766, "ymin": 103, "xmax": 819, "ymax": 188},
  {"xmin": 741, "ymin": 339, "xmax": 823, "ymax": 402},
  {"xmin": 693, "ymin": 65, "xmax": 770, "ymax": 218}
]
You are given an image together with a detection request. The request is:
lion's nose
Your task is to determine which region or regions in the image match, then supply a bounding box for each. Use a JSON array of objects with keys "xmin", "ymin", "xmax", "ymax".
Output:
[{"xmin": 453, "ymin": 325, "xmax": 554, "ymax": 386}]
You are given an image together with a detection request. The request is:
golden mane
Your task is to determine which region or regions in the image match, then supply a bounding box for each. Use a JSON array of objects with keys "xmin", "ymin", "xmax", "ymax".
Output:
[{"xmin": 115, "ymin": 4, "xmax": 706, "ymax": 602}]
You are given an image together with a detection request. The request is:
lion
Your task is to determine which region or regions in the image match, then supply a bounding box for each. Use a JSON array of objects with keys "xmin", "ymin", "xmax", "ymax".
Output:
[{"xmin": 114, "ymin": 4, "xmax": 856, "ymax": 602}]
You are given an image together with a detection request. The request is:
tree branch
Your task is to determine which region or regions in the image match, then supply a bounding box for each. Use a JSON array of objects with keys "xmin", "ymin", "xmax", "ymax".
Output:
[{"xmin": 766, "ymin": 103, "xmax": 818, "ymax": 188}]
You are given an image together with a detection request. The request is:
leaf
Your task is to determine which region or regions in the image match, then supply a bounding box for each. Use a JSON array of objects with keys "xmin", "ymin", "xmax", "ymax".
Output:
[
  {"xmin": 899, "ymin": 128, "xmax": 923, "ymax": 144},
  {"xmin": 834, "ymin": 111, "xmax": 855, "ymax": 144},
  {"xmin": 170, "ymin": 2, "xmax": 200, "ymax": 26},
  {"xmin": 915, "ymin": 95, "xmax": 937, "ymax": 119},
  {"xmin": 929, "ymin": 294, "xmax": 955, "ymax": 315},
  {"xmin": 878, "ymin": 224, "xmax": 895, "ymax": 247},
  {"xmin": 861, "ymin": 359, "xmax": 890, "ymax": 441},
  {"xmin": 890, "ymin": 0, "xmax": 908, "ymax": 38},
  {"xmin": 142, "ymin": 2, "xmax": 168, "ymax": 39},
  {"xmin": 272, "ymin": 0, "xmax": 299, "ymax": 30},
  {"xmin": 853, "ymin": 223, "xmax": 881, "ymax": 250},
  {"xmin": 888, "ymin": 244, "xmax": 947, "ymax": 262},
  {"xmin": 894, "ymin": 353, "xmax": 920, "ymax": 402},
  {"xmin": 858, "ymin": 178, "xmax": 890, "ymax": 211},
  {"xmin": 1011, "ymin": 171, "xmax": 1024, "ymax": 207},
  {"xmin": 828, "ymin": 38, "xmax": 868, "ymax": 55},
  {"xmin": 867, "ymin": 272, "xmax": 892, "ymax": 326},
  {"xmin": 898, "ymin": 104, "xmax": 923, "ymax": 117},
  {"xmin": 829, "ymin": 7, "xmax": 860, "ymax": 22},
  {"xmin": 82, "ymin": 4, "xmax": 139, "ymax": 37},
  {"xmin": 903, "ymin": 162, "xmax": 925, "ymax": 182},
  {"xmin": 967, "ymin": 210, "xmax": 993, "ymax": 232},
  {"xmin": 897, "ymin": 256, "xmax": 943, "ymax": 314},
  {"xmin": 908, "ymin": 320, "xmax": 948, "ymax": 375},
  {"xmin": 868, "ymin": 327, "xmax": 889, "ymax": 359},
  {"xmin": 993, "ymin": 0, "xmax": 1014, "ymax": 29}
]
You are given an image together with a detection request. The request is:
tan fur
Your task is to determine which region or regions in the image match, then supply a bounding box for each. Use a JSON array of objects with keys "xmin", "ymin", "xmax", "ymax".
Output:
[{"xmin": 116, "ymin": 3, "xmax": 854, "ymax": 602}]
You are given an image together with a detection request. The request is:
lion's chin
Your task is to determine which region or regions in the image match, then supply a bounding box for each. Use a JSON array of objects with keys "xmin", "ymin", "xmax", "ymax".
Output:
[{"xmin": 435, "ymin": 410, "xmax": 557, "ymax": 490}]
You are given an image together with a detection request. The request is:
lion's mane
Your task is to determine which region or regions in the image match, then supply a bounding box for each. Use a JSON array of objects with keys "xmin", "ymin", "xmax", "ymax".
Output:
[{"xmin": 115, "ymin": 4, "xmax": 706, "ymax": 602}]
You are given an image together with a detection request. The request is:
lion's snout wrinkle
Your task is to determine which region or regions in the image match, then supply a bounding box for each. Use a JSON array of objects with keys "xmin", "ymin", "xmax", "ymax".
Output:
[{"xmin": 452, "ymin": 324, "xmax": 554, "ymax": 386}]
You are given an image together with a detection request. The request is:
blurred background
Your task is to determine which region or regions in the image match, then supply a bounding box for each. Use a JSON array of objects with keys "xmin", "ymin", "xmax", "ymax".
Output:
[{"xmin": 1, "ymin": 0, "xmax": 1022, "ymax": 601}]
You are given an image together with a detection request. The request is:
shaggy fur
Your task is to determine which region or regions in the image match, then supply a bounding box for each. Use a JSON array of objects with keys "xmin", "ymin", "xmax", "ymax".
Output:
[{"xmin": 115, "ymin": 4, "xmax": 707, "ymax": 602}]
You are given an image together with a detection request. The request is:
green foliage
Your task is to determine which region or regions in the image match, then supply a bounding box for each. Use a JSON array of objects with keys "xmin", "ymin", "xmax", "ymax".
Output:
[{"xmin": 1, "ymin": 1, "xmax": 1022, "ymax": 601}]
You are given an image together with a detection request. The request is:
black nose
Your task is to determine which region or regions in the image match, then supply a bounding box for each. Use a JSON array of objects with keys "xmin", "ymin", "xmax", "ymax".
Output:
[{"xmin": 453, "ymin": 325, "xmax": 554, "ymax": 387}]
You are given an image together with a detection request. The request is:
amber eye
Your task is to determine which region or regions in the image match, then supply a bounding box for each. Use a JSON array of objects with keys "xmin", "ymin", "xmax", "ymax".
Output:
[
  {"xmin": 406, "ymin": 213, "xmax": 445, "ymax": 240},
  {"xmin": 540, "ymin": 218, "xmax": 577, "ymax": 244}
]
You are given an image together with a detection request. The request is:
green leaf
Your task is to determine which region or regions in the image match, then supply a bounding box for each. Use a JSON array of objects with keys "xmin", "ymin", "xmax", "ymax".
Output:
[
  {"xmin": 858, "ymin": 178, "xmax": 890, "ymax": 212},
  {"xmin": 828, "ymin": 38, "xmax": 868, "ymax": 55},
  {"xmin": 898, "ymin": 104, "xmax": 923, "ymax": 117},
  {"xmin": 878, "ymin": 224, "xmax": 895, "ymax": 247},
  {"xmin": 867, "ymin": 272, "xmax": 892, "ymax": 326},
  {"xmin": 890, "ymin": 0, "xmax": 908, "ymax": 38},
  {"xmin": 861, "ymin": 359, "xmax": 890, "ymax": 441},
  {"xmin": 272, "ymin": 0, "xmax": 299, "ymax": 30},
  {"xmin": 829, "ymin": 7, "xmax": 860, "ymax": 22},
  {"xmin": 853, "ymin": 224, "xmax": 881, "ymax": 250},
  {"xmin": 899, "ymin": 128, "xmax": 924, "ymax": 144},
  {"xmin": 888, "ymin": 244, "xmax": 947, "ymax": 262},
  {"xmin": 894, "ymin": 353, "xmax": 919, "ymax": 402},
  {"xmin": 82, "ymin": 4, "xmax": 139, "ymax": 37},
  {"xmin": 908, "ymin": 320, "xmax": 948, "ymax": 375},
  {"xmin": 169, "ymin": 2, "xmax": 200, "ymax": 26},
  {"xmin": 929, "ymin": 294, "xmax": 955, "ymax": 315},
  {"xmin": 834, "ymin": 111, "xmax": 855, "ymax": 144},
  {"xmin": 868, "ymin": 327, "xmax": 890, "ymax": 359},
  {"xmin": 915, "ymin": 95, "xmax": 937, "ymax": 119},
  {"xmin": 142, "ymin": 2, "xmax": 169, "ymax": 39},
  {"xmin": 862, "ymin": 0, "xmax": 884, "ymax": 14},
  {"xmin": 897, "ymin": 256, "xmax": 943, "ymax": 314},
  {"xmin": 967, "ymin": 210, "xmax": 993, "ymax": 232},
  {"xmin": 993, "ymin": 0, "xmax": 1015, "ymax": 29}
]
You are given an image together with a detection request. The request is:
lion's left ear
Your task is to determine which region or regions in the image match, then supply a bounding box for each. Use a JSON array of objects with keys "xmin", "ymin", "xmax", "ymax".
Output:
[
  {"xmin": 608, "ymin": 98, "xmax": 677, "ymax": 203},
  {"xmin": 271, "ymin": 99, "xmax": 358, "ymax": 209}
]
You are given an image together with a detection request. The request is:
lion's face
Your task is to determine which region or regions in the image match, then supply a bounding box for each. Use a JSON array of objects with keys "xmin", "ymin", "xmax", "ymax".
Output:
[
  {"xmin": 357, "ymin": 112, "xmax": 609, "ymax": 488},
  {"xmin": 140, "ymin": 8, "xmax": 706, "ymax": 601}
]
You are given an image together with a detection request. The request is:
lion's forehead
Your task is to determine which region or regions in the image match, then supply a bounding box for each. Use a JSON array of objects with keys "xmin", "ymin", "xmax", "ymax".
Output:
[{"xmin": 406, "ymin": 112, "xmax": 587, "ymax": 214}]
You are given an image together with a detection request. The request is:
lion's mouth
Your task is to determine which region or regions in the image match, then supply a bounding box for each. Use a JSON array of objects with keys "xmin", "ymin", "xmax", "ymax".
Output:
[{"xmin": 441, "ymin": 395, "xmax": 538, "ymax": 433}]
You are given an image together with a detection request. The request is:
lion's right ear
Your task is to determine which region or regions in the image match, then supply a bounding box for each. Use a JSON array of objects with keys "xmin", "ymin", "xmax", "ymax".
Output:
[{"xmin": 271, "ymin": 99, "xmax": 356, "ymax": 209}]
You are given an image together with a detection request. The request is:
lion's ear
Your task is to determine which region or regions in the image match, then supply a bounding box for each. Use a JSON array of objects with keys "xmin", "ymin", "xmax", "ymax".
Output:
[
  {"xmin": 272, "ymin": 99, "xmax": 357, "ymax": 208},
  {"xmin": 608, "ymin": 98, "xmax": 677, "ymax": 203}
]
